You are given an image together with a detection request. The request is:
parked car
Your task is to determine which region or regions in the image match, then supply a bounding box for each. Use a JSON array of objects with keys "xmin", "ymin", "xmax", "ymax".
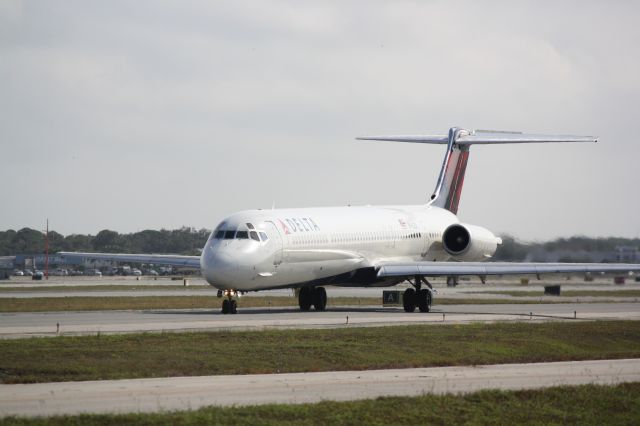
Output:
[
  {"xmin": 53, "ymin": 268, "xmax": 68, "ymax": 276},
  {"xmin": 101, "ymin": 268, "xmax": 116, "ymax": 276},
  {"xmin": 131, "ymin": 268, "xmax": 142, "ymax": 276},
  {"xmin": 159, "ymin": 267, "xmax": 174, "ymax": 276},
  {"xmin": 146, "ymin": 269, "xmax": 159, "ymax": 276},
  {"xmin": 85, "ymin": 269, "xmax": 102, "ymax": 277},
  {"xmin": 32, "ymin": 270, "xmax": 44, "ymax": 280},
  {"xmin": 23, "ymin": 269, "xmax": 34, "ymax": 276},
  {"xmin": 13, "ymin": 270, "xmax": 24, "ymax": 276}
]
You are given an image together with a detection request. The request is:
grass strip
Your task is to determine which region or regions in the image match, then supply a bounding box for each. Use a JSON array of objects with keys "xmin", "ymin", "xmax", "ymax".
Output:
[
  {"xmin": 0, "ymin": 295, "xmax": 608, "ymax": 313},
  {"xmin": 1, "ymin": 383, "xmax": 639, "ymax": 425},
  {"xmin": 1, "ymin": 321, "xmax": 639, "ymax": 384}
]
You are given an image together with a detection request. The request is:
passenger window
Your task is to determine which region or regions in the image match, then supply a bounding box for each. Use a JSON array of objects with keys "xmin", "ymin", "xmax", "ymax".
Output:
[
  {"xmin": 259, "ymin": 232, "xmax": 269, "ymax": 242},
  {"xmin": 215, "ymin": 230, "xmax": 225, "ymax": 239},
  {"xmin": 250, "ymin": 231, "xmax": 260, "ymax": 241},
  {"xmin": 224, "ymin": 231, "xmax": 235, "ymax": 239},
  {"xmin": 236, "ymin": 231, "xmax": 248, "ymax": 239}
]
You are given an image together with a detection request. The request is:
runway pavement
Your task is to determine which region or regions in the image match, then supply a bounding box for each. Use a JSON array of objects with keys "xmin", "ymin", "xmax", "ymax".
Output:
[
  {"xmin": 1, "ymin": 302, "xmax": 639, "ymax": 338},
  {"xmin": 1, "ymin": 358, "xmax": 638, "ymax": 417}
]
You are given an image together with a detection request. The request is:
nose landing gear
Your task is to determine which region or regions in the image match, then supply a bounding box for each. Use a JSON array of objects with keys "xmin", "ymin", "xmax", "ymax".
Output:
[
  {"xmin": 218, "ymin": 289, "xmax": 238, "ymax": 314},
  {"xmin": 298, "ymin": 286, "xmax": 327, "ymax": 311},
  {"xmin": 403, "ymin": 275, "xmax": 433, "ymax": 313}
]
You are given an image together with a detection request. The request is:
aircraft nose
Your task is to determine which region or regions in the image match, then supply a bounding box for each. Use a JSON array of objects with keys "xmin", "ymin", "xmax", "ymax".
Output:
[{"xmin": 202, "ymin": 249, "xmax": 238, "ymax": 288}]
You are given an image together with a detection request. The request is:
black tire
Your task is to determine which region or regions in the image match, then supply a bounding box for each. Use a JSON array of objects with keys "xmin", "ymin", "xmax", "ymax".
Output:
[
  {"xmin": 222, "ymin": 299, "xmax": 230, "ymax": 314},
  {"xmin": 230, "ymin": 299, "xmax": 238, "ymax": 314},
  {"xmin": 403, "ymin": 288, "xmax": 416, "ymax": 312},
  {"xmin": 417, "ymin": 289, "xmax": 431, "ymax": 312},
  {"xmin": 313, "ymin": 287, "xmax": 327, "ymax": 311},
  {"xmin": 298, "ymin": 287, "xmax": 312, "ymax": 311}
]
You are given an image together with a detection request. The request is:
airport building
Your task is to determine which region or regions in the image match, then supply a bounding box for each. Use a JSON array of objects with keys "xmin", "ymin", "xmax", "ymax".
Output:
[
  {"xmin": 0, "ymin": 256, "xmax": 14, "ymax": 279},
  {"xmin": 615, "ymin": 246, "xmax": 640, "ymax": 263}
]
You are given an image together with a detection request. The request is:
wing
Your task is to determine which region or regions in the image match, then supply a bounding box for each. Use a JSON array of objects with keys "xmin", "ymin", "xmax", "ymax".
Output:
[
  {"xmin": 377, "ymin": 261, "xmax": 640, "ymax": 278},
  {"xmin": 58, "ymin": 252, "xmax": 201, "ymax": 269}
]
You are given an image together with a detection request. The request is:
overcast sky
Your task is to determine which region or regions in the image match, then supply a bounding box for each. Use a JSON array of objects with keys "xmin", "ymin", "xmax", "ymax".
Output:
[{"xmin": 1, "ymin": 0, "xmax": 639, "ymax": 241}]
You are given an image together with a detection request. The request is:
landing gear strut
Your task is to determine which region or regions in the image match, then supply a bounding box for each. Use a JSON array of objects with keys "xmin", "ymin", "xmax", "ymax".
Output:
[
  {"xmin": 298, "ymin": 287, "xmax": 327, "ymax": 311},
  {"xmin": 403, "ymin": 275, "xmax": 432, "ymax": 313},
  {"xmin": 218, "ymin": 289, "xmax": 238, "ymax": 314}
]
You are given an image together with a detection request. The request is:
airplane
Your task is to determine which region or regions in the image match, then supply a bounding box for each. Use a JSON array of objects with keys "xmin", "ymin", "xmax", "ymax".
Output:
[{"xmin": 60, "ymin": 127, "xmax": 640, "ymax": 314}]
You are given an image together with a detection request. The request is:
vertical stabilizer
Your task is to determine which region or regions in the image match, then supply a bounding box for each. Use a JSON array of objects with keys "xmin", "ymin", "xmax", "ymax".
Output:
[{"xmin": 429, "ymin": 127, "xmax": 470, "ymax": 214}]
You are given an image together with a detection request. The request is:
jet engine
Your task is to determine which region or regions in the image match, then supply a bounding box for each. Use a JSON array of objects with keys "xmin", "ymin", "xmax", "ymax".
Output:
[{"xmin": 442, "ymin": 223, "xmax": 500, "ymax": 262}]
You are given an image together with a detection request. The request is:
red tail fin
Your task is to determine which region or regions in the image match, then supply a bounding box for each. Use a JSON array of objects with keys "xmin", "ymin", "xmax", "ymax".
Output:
[{"xmin": 430, "ymin": 128, "xmax": 470, "ymax": 215}]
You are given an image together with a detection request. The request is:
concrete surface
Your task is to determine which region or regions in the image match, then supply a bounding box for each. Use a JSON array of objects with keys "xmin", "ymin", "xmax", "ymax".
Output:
[
  {"xmin": 1, "ymin": 359, "xmax": 639, "ymax": 417},
  {"xmin": 1, "ymin": 303, "xmax": 639, "ymax": 338}
]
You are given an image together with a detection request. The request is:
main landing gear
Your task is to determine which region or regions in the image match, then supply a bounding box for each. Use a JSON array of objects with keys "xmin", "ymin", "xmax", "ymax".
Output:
[
  {"xmin": 298, "ymin": 286, "xmax": 327, "ymax": 311},
  {"xmin": 403, "ymin": 275, "xmax": 433, "ymax": 313},
  {"xmin": 218, "ymin": 289, "xmax": 238, "ymax": 314}
]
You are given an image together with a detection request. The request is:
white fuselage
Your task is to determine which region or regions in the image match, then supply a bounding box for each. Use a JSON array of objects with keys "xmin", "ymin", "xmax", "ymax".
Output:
[{"xmin": 200, "ymin": 204, "xmax": 497, "ymax": 292}]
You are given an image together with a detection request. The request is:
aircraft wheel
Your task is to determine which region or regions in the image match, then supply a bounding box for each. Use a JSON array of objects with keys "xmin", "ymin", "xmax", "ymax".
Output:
[
  {"xmin": 403, "ymin": 288, "xmax": 416, "ymax": 312},
  {"xmin": 230, "ymin": 299, "xmax": 238, "ymax": 314},
  {"xmin": 298, "ymin": 287, "xmax": 312, "ymax": 311},
  {"xmin": 417, "ymin": 289, "xmax": 431, "ymax": 313},
  {"xmin": 313, "ymin": 287, "xmax": 327, "ymax": 311},
  {"xmin": 222, "ymin": 299, "xmax": 230, "ymax": 314}
]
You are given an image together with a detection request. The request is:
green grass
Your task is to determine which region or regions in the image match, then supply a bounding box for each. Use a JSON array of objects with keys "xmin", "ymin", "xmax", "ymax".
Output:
[
  {"xmin": 1, "ymin": 321, "xmax": 639, "ymax": 384},
  {"xmin": 2, "ymin": 383, "xmax": 639, "ymax": 425}
]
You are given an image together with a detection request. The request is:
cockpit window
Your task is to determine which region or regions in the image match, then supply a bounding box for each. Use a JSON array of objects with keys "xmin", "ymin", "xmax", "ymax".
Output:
[
  {"xmin": 223, "ymin": 230, "xmax": 235, "ymax": 239},
  {"xmin": 250, "ymin": 231, "xmax": 260, "ymax": 241},
  {"xmin": 215, "ymin": 230, "xmax": 225, "ymax": 239},
  {"xmin": 236, "ymin": 231, "xmax": 248, "ymax": 239},
  {"xmin": 259, "ymin": 231, "xmax": 269, "ymax": 242},
  {"xmin": 246, "ymin": 223, "xmax": 255, "ymax": 229}
]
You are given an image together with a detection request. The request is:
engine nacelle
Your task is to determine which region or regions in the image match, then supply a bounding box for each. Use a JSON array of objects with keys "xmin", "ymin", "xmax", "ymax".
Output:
[{"xmin": 442, "ymin": 223, "xmax": 500, "ymax": 262}]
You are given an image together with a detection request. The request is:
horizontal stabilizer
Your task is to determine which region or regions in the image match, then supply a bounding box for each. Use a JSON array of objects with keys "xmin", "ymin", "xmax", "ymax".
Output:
[{"xmin": 357, "ymin": 130, "xmax": 597, "ymax": 145}]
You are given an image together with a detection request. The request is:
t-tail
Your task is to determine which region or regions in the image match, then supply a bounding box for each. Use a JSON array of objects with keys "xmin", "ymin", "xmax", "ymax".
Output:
[{"xmin": 357, "ymin": 127, "xmax": 598, "ymax": 215}]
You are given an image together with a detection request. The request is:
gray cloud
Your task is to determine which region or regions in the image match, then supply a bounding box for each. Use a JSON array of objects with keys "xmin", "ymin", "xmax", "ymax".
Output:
[{"xmin": 1, "ymin": 0, "xmax": 639, "ymax": 240}]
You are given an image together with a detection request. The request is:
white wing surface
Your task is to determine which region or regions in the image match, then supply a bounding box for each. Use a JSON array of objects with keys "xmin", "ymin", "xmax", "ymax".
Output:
[
  {"xmin": 58, "ymin": 252, "xmax": 201, "ymax": 268},
  {"xmin": 377, "ymin": 261, "xmax": 640, "ymax": 277}
]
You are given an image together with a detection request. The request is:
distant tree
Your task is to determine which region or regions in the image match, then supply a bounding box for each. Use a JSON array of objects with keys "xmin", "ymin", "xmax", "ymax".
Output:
[
  {"xmin": 93, "ymin": 230, "xmax": 123, "ymax": 252},
  {"xmin": 64, "ymin": 234, "xmax": 94, "ymax": 252},
  {"xmin": 13, "ymin": 228, "xmax": 45, "ymax": 254},
  {"xmin": 492, "ymin": 235, "xmax": 529, "ymax": 261}
]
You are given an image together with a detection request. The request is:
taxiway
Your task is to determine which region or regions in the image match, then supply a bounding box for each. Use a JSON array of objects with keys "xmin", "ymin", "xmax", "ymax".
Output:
[
  {"xmin": 1, "ymin": 358, "xmax": 638, "ymax": 417},
  {"xmin": 1, "ymin": 302, "xmax": 639, "ymax": 338}
]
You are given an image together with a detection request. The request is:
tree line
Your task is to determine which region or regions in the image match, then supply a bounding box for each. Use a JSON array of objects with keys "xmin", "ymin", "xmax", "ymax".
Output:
[
  {"xmin": 0, "ymin": 228, "xmax": 637, "ymax": 260},
  {"xmin": 493, "ymin": 235, "xmax": 640, "ymax": 262},
  {"xmin": 0, "ymin": 227, "xmax": 210, "ymax": 256}
]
